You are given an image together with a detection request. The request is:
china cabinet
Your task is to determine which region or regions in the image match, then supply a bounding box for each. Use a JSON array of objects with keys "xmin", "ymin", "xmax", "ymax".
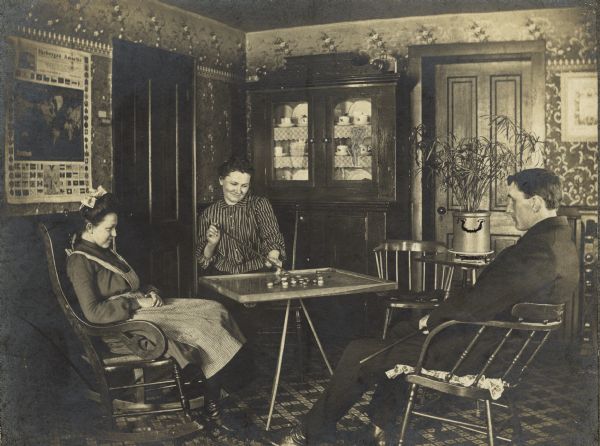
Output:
[
  {"xmin": 249, "ymin": 81, "xmax": 400, "ymax": 200},
  {"xmin": 247, "ymin": 53, "xmax": 410, "ymax": 278}
]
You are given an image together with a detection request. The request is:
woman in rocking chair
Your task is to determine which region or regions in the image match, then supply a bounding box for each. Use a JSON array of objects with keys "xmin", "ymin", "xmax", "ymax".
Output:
[{"xmin": 66, "ymin": 187, "xmax": 246, "ymax": 426}]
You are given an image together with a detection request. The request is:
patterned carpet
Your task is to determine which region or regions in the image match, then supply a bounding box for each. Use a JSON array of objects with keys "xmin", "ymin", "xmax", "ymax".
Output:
[{"xmin": 20, "ymin": 333, "xmax": 599, "ymax": 446}]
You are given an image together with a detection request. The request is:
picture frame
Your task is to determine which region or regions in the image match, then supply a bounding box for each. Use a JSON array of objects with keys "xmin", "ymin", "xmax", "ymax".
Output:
[{"xmin": 560, "ymin": 71, "xmax": 598, "ymax": 142}]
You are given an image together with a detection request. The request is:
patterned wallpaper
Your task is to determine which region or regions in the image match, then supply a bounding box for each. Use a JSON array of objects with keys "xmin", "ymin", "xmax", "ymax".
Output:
[
  {"xmin": 1, "ymin": 0, "xmax": 245, "ymax": 215},
  {"xmin": 246, "ymin": 7, "xmax": 598, "ymax": 208},
  {"xmin": 196, "ymin": 76, "xmax": 245, "ymax": 203},
  {"xmin": 546, "ymin": 69, "xmax": 597, "ymax": 208}
]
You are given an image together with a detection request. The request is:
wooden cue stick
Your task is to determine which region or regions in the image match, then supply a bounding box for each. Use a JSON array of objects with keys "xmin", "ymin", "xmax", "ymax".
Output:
[
  {"xmin": 359, "ymin": 331, "xmax": 420, "ymax": 364},
  {"xmin": 292, "ymin": 206, "xmax": 299, "ymax": 270},
  {"xmin": 213, "ymin": 222, "xmax": 288, "ymax": 274}
]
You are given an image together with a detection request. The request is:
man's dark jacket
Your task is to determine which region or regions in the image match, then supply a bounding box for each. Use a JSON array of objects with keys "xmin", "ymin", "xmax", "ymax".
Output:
[
  {"xmin": 414, "ymin": 215, "xmax": 579, "ymax": 370},
  {"xmin": 428, "ymin": 215, "xmax": 579, "ymax": 327}
]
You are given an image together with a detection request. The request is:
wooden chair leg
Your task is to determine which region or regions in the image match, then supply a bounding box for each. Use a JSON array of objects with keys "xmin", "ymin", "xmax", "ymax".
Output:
[
  {"xmin": 363, "ymin": 298, "xmax": 369, "ymax": 336},
  {"xmin": 134, "ymin": 368, "xmax": 145, "ymax": 403},
  {"xmin": 399, "ymin": 383, "xmax": 417, "ymax": 445},
  {"xmin": 382, "ymin": 307, "xmax": 393, "ymax": 340},
  {"xmin": 507, "ymin": 395, "xmax": 524, "ymax": 445},
  {"xmin": 485, "ymin": 399, "xmax": 495, "ymax": 446},
  {"xmin": 173, "ymin": 363, "xmax": 190, "ymax": 418}
]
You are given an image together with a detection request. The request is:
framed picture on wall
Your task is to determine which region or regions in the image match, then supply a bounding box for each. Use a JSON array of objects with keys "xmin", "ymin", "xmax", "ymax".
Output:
[{"xmin": 560, "ymin": 71, "xmax": 598, "ymax": 142}]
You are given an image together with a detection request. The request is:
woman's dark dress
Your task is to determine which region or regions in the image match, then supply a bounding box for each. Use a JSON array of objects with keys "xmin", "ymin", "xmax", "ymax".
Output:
[{"xmin": 66, "ymin": 240, "xmax": 245, "ymax": 378}]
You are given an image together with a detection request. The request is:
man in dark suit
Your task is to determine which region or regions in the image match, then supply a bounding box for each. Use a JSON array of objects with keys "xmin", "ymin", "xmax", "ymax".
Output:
[{"xmin": 279, "ymin": 168, "xmax": 579, "ymax": 446}]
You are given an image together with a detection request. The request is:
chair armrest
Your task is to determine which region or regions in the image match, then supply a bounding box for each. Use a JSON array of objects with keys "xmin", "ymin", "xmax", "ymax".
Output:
[
  {"xmin": 511, "ymin": 302, "xmax": 565, "ymax": 323},
  {"xmin": 82, "ymin": 319, "xmax": 168, "ymax": 361},
  {"xmin": 414, "ymin": 308, "xmax": 564, "ymax": 371}
]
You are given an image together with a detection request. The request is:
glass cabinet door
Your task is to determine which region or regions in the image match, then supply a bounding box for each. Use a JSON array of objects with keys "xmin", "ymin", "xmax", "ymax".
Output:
[
  {"xmin": 271, "ymin": 101, "xmax": 309, "ymax": 182},
  {"xmin": 332, "ymin": 97, "xmax": 373, "ymax": 182}
]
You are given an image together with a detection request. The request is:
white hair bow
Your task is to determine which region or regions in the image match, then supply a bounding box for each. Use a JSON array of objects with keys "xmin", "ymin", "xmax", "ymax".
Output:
[{"xmin": 79, "ymin": 185, "xmax": 108, "ymax": 210}]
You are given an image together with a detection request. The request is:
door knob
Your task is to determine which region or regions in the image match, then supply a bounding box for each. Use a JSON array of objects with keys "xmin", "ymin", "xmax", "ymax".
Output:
[
  {"xmin": 437, "ymin": 206, "xmax": 447, "ymax": 215},
  {"xmin": 322, "ymin": 137, "xmax": 330, "ymax": 143}
]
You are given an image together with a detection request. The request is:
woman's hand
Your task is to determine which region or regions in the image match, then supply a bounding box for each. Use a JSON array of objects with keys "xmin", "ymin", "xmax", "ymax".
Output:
[
  {"xmin": 136, "ymin": 296, "xmax": 155, "ymax": 308},
  {"xmin": 265, "ymin": 250, "xmax": 282, "ymax": 270},
  {"xmin": 206, "ymin": 224, "xmax": 221, "ymax": 246},
  {"xmin": 147, "ymin": 290, "xmax": 164, "ymax": 307},
  {"xmin": 136, "ymin": 291, "xmax": 164, "ymax": 308}
]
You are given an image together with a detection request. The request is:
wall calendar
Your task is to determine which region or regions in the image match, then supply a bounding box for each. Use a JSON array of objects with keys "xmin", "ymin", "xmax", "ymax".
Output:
[{"xmin": 4, "ymin": 36, "xmax": 92, "ymax": 204}]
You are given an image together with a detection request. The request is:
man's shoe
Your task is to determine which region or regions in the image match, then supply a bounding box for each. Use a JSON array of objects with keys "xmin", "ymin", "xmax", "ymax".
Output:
[{"xmin": 278, "ymin": 425, "xmax": 307, "ymax": 446}]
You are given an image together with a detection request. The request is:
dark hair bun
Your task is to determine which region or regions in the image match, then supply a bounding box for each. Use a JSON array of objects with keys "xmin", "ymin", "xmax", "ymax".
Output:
[
  {"xmin": 218, "ymin": 156, "xmax": 254, "ymax": 178},
  {"xmin": 80, "ymin": 193, "xmax": 120, "ymax": 226}
]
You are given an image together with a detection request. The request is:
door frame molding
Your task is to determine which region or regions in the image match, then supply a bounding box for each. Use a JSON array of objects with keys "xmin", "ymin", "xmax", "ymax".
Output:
[{"xmin": 407, "ymin": 40, "xmax": 546, "ymax": 240}]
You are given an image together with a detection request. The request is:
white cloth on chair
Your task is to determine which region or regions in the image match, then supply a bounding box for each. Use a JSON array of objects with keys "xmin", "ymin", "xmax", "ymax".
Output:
[{"xmin": 386, "ymin": 364, "xmax": 508, "ymax": 400}]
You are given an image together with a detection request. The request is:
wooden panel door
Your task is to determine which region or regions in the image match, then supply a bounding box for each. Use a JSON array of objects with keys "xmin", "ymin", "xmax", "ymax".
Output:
[
  {"xmin": 113, "ymin": 41, "xmax": 194, "ymax": 297},
  {"xmin": 434, "ymin": 61, "xmax": 534, "ymax": 252}
]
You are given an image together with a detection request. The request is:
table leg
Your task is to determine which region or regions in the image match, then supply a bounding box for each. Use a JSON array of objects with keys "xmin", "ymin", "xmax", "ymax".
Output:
[
  {"xmin": 295, "ymin": 306, "xmax": 304, "ymax": 382},
  {"xmin": 298, "ymin": 298, "xmax": 333, "ymax": 376},
  {"xmin": 443, "ymin": 266, "xmax": 455, "ymax": 300},
  {"xmin": 266, "ymin": 299, "xmax": 291, "ymax": 431}
]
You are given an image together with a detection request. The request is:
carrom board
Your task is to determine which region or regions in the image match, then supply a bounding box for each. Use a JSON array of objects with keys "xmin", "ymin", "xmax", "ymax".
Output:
[{"xmin": 198, "ymin": 267, "xmax": 397, "ymax": 304}]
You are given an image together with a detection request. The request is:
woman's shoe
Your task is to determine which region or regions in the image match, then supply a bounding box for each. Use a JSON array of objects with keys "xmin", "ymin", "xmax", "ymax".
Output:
[
  {"xmin": 278, "ymin": 425, "xmax": 307, "ymax": 446},
  {"xmin": 205, "ymin": 399, "xmax": 222, "ymax": 421},
  {"xmin": 204, "ymin": 399, "xmax": 246, "ymax": 432},
  {"xmin": 370, "ymin": 424, "xmax": 388, "ymax": 446}
]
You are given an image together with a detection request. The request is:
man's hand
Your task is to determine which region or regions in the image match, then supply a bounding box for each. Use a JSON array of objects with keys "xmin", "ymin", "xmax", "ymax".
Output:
[{"xmin": 418, "ymin": 314, "xmax": 430, "ymax": 334}]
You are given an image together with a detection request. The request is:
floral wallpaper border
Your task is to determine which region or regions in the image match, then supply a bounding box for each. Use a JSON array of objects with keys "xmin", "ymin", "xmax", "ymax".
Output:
[{"xmin": 9, "ymin": 0, "xmax": 246, "ymax": 75}]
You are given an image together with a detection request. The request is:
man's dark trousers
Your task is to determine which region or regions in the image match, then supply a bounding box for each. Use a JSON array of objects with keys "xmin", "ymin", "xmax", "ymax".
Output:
[{"xmin": 304, "ymin": 323, "xmax": 425, "ymax": 440}]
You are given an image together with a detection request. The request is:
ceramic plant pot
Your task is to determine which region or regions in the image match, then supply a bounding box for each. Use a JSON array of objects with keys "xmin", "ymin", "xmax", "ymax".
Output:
[{"xmin": 452, "ymin": 211, "xmax": 491, "ymax": 255}]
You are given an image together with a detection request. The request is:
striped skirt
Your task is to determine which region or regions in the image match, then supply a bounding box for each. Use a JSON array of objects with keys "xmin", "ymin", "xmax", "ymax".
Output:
[{"xmin": 133, "ymin": 298, "xmax": 246, "ymax": 378}]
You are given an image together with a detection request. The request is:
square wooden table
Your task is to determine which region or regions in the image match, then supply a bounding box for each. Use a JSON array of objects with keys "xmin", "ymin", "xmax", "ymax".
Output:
[{"xmin": 199, "ymin": 267, "xmax": 397, "ymax": 430}]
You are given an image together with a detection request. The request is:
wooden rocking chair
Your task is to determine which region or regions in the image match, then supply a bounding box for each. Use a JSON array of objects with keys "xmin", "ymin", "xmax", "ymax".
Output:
[{"xmin": 38, "ymin": 220, "xmax": 205, "ymax": 443}]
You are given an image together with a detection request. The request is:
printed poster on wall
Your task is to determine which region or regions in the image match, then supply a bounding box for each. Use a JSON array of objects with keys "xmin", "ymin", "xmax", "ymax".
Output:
[{"xmin": 4, "ymin": 37, "xmax": 92, "ymax": 203}]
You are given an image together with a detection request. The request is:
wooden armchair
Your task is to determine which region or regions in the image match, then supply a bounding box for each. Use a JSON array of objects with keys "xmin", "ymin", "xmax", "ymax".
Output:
[
  {"xmin": 38, "ymin": 220, "xmax": 204, "ymax": 442},
  {"xmin": 397, "ymin": 302, "xmax": 565, "ymax": 446}
]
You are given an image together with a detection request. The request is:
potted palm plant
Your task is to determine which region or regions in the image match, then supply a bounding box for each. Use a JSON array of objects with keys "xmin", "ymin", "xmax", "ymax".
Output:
[{"xmin": 412, "ymin": 115, "xmax": 544, "ymax": 255}]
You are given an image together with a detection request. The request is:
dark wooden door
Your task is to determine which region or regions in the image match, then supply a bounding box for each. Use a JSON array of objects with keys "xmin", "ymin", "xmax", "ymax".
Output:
[
  {"xmin": 112, "ymin": 40, "xmax": 194, "ymax": 297},
  {"xmin": 433, "ymin": 60, "xmax": 536, "ymax": 253}
]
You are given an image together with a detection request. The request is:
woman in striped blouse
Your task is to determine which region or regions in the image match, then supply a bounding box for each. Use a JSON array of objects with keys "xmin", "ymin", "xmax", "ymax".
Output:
[
  {"xmin": 196, "ymin": 157, "xmax": 286, "ymax": 275},
  {"xmin": 196, "ymin": 157, "xmax": 286, "ymax": 347}
]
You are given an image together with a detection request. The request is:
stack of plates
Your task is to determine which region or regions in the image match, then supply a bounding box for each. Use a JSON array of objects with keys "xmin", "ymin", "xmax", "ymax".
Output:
[
  {"xmin": 348, "ymin": 100, "xmax": 371, "ymax": 119},
  {"xmin": 292, "ymin": 103, "xmax": 308, "ymax": 127}
]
